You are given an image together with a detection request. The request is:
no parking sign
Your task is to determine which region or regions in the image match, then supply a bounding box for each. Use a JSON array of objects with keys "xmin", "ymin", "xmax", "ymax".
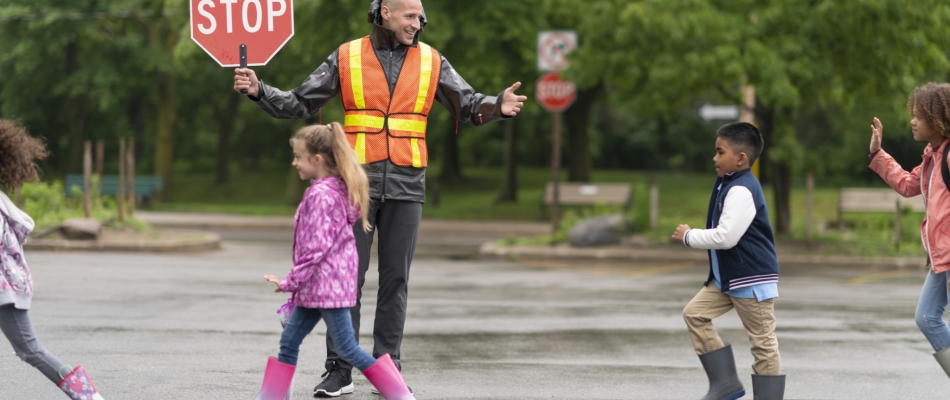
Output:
[{"xmin": 537, "ymin": 31, "xmax": 577, "ymax": 71}]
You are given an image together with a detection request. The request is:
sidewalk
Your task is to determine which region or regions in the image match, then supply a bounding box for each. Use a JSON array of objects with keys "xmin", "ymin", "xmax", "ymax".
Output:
[{"xmin": 136, "ymin": 211, "xmax": 924, "ymax": 268}]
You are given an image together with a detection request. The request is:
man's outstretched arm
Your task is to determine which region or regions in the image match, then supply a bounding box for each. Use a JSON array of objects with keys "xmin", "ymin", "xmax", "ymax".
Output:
[
  {"xmin": 233, "ymin": 51, "xmax": 342, "ymax": 120},
  {"xmin": 435, "ymin": 56, "xmax": 526, "ymax": 126}
]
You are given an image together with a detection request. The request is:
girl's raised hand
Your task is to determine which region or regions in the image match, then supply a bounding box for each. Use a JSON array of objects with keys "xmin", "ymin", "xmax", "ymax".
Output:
[
  {"xmin": 264, "ymin": 275, "xmax": 284, "ymax": 293},
  {"xmin": 870, "ymin": 117, "xmax": 883, "ymax": 154}
]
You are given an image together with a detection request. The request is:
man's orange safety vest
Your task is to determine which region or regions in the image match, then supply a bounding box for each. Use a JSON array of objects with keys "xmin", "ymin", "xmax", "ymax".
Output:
[{"xmin": 339, "ymin": 36, "xmax": 441, "ymax": 168}]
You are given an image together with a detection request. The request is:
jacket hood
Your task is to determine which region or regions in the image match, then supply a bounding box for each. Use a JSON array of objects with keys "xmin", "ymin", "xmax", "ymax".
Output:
[
  {"xmin": 367, "ymin": 0, "xmax": 427, "ymax": 32},
  {"xmin": 313, "ymin": 176, "xmax": 360, "ymax": 226}
]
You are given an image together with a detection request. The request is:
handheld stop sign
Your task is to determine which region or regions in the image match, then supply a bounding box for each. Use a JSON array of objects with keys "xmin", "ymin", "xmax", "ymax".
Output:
[{"xmin": 190, "ymin": 0, "xmax": 295, "ymax": 87}]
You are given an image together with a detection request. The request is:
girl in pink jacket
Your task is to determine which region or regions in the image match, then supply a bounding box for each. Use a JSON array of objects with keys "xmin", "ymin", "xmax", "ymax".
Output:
[
  {"xmin": 0, "ymin": 120, "xmax": 107, "ymax": 399},
  {"xmin": 258, "ymin": 123, "xmax": 414, "ymax": 400},
  {"xmin": 869, "ymin": 82, "xmax": 950, "ymax": 378}
]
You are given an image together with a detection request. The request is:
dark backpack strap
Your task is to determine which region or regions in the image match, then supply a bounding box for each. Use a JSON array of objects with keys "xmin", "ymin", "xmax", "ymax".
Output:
[{"xmin": 942, "ymin": 142, "xmax": 950, "ymax": 192}]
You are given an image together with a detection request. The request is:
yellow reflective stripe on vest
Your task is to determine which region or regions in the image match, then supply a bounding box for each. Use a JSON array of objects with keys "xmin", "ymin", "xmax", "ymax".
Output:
[
  {"xmin": 349, "ymin": 40, "xmax": 366, "ymax": 109},
  {"xmin": 354, "ymin": 134, "xmax": 366, "ymax": 164},
  {"xmin": 344, "ymin": 114, "xmax": 385, "ymax": 130},
  {"xmin": 415, "ymin": 43, "xmax": 433, "ymax": 114},
  {"xmin": 411, "ymin": 138, "xmax": 422, "ymax": 168},
  {"xmin": 388, "ymin": 118, "xmax": 426, "ymax": 134}
]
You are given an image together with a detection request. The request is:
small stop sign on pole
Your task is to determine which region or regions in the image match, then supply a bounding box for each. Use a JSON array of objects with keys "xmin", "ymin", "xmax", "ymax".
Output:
[
  {"xmin": 190, "ymin": 0, "xmax": 295, "ymax": 67},
  {"xmin": 536, "ymin": 71, "xmax": 577, "ymax": 113}
]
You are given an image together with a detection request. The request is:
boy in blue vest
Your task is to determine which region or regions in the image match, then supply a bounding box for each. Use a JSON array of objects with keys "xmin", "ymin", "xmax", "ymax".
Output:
[{"xmin": 672, "ymin": 122, "xmax": 785, "ymax": 400}]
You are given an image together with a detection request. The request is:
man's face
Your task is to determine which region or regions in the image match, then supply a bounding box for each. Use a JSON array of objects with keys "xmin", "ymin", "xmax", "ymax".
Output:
[{"xmin": 381, "ymin": 0, "xmax": 423, "ymax": 46}]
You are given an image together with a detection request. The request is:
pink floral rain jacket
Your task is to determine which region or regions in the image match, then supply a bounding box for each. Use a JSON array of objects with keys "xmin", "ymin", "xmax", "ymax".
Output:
[
  {"xmin": 0, "ymin": 191, "xmax": 34, "ymax": 310},
  {"xmin": 280, "ymin": 176, "xmax": 361, "ymax": 309}
]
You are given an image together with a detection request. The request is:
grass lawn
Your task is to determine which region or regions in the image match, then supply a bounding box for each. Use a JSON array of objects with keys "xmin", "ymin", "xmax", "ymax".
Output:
[{"xmin": 152, "ymin": 166, "xmax": 925, "ymax": 257}]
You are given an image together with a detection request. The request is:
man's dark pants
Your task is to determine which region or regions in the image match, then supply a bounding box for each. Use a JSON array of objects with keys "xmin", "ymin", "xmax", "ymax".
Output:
[{"xmin": 326, "ymin": 199, "xmax": 420, "ymax": 371}]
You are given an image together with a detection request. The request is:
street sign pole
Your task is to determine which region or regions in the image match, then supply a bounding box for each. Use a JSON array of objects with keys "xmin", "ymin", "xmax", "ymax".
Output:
[
  {"xmin": 537, "ymin": 30, "xmax": 577, "ymax": 235},
  {"xmin": 551, "ymin": 112, "xmax": 562, "ymax": 235}
]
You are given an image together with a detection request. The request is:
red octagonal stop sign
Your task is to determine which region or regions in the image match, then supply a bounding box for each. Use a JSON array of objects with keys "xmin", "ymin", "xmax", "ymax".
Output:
[
  {"xmin": 536, "ymin": 71, "xmax": 576, "ymax": 113},
  {"xmin": 190, "ymin": 0, "xmax": 294, "ymax": 67}
]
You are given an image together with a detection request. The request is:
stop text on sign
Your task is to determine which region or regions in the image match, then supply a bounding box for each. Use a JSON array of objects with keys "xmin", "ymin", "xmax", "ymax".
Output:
[
  {"xmin": 535, "ymin": 71, "xmax": 577, "ymax": 113},
  {"xmin": 190, "ymin": 0, "xmax": 294, "ymax": 67},
  {"xmin": 537, "ymin": 80, "xmax": 576, "ymax": 101},
  {"xmin": 195, "ymin": 0, "xmax": 286, "ymax": 34}
]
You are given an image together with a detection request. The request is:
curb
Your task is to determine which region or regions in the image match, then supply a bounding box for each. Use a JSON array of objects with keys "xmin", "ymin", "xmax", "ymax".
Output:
[
  {"xmin": 25, "ymin": 230, "xmax": 221, "ymax": 253},
  {"xmin": 479, "ymin": 241, "xmax": 926, "ymax": 269}
]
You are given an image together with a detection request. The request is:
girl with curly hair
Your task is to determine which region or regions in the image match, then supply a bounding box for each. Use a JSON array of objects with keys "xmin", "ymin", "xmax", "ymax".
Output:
[
  {"xmin": 0, "ymin": 119, "xmax": 107, "ymax": 399},
  {"xmin": 869, "ymin": 82, "xmax": 950, "ymax": 378}
]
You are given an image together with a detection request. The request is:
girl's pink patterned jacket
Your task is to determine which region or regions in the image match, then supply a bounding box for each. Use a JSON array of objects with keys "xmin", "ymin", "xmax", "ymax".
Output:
[
  {"xmin": 280, "ymin": 176, "xmax": 361, "ymax": 309},
  {"xmin": 0, "ymin": 191, "xmax": 34, "ymax": 310}
]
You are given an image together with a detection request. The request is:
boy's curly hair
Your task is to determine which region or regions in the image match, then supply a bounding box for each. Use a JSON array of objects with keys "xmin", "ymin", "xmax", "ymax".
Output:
[
  {"xmin": 0, "ymin": 120, "xmax": 49, "ymax": 191},
  {"xmin": 908, "ymin": 82, "xmax": 950, "ymax": 140}
]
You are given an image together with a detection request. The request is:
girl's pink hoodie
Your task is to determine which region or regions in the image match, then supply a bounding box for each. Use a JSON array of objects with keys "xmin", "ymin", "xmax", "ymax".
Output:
[
  {"xmin": 870, "ymin": 139, "xmax": 950, "ymax": 273},
  {"xmin": 280, "ymin": 176, "xmax": 360, "ymax": 309}
]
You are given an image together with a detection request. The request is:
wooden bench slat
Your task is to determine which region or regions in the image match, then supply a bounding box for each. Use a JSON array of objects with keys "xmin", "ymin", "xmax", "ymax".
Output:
[
  {"xmin": 839, "ymin": 188, "xmax": 925, "ymax": 213},
  {"xmin": 542, "ymin": 182, "xmax": 632, "ymax": 207}
]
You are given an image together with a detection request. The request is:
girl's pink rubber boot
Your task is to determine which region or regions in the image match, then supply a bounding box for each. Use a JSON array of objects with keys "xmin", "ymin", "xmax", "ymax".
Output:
[
  {"xmin": 362, "ymin": 354, "xmax": 416, "ymax": 400},
  {"xmin": 257, "ymin": 357, "xmax": 296, "ymax": 400},
  {"xmin": 57, "ymin": 365, "xmax": 105, "ymax": 400}
]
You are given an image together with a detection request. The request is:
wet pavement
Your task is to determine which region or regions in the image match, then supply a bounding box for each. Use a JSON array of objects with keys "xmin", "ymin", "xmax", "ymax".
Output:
[{"xmin": 0, "ymin": 235, "xmax": 944, "ymax": 399}]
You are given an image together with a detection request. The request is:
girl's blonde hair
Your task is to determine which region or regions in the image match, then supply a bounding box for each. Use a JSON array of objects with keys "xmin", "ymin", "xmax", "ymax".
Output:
[
  {"xmin": 0, "ymin": 119, "xmax": 48, "ymax": 192},
  {"xmin": 291, "ymin": 122, "xmax": 370, "ymax": 231},
  {"xmin": 908, "ymin": 82, "xmax": 950, "ymax": 140}
]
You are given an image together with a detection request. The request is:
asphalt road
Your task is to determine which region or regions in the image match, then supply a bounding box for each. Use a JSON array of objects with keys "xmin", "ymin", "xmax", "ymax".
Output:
[{"xmin": 0, "ymin": 235, "xmax": 944, "ymax": 399}]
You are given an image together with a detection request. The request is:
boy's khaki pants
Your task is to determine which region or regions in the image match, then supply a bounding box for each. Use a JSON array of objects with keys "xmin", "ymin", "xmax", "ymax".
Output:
[{"xmin": 683, "ymin": 284, "xmax": 781, "ymax": 375}]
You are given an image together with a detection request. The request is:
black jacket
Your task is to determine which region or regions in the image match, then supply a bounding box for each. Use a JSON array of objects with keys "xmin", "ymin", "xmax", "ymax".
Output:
[{"xmin": 251, "ymin": 1, "xmax": 510, "ymax": 203}]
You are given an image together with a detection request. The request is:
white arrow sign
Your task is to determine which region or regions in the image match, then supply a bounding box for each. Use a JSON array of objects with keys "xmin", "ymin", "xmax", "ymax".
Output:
[{"xmin": 698, "ymin": 104, "xmax": 739, "ymax": 121}]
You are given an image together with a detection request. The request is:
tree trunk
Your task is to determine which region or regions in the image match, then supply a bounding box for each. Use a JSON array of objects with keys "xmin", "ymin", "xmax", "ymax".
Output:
[
  {"xmin": 440, "ymin": 122, "xmax": 463, "ymax": 183},
  {"xmin": 215, "ymin": 94, "xmax": 241, "ymax": 185},
  {"xmin": 154, "ymin": 71, "xmax": 177, "ymax": 201},
  {"xmin": 756, "ymin": 107, "xmax": 791, "ymax": 234},
  {"xmin": 563, "ymin": 83, "xmax": 602, "ymax": 182},
  {"xmin": 496, "ymin": 118, "xmax": 518, "ymax": 203},
  {"xmin": 63, "ymin": 40, "xmax": 87, "ymax": 174}
]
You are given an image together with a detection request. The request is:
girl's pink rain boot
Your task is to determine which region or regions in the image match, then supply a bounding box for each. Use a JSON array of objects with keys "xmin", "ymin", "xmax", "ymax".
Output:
[
  {"xmin": 362, "ymin": 354, "xmax": 415, "ymax": 400},
  {"xmin": 258, "ymin": 357, "xmax": 296, "ymax": 400},
  {"xmin": 57, "ymin": 365, "xmax": 105, "ymax": 400}
]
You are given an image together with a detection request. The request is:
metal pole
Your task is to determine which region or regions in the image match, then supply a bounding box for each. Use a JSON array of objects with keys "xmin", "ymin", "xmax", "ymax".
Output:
[
  {"xmin": 118, "ymin": 138, "xmax": 126, "ymax": 222},
  {"xmin": 551, "ymin": 112, "xmax": 562, "ymax": 234},
  {"xmin": 83, "ymin": 141, "xmax": 92, "ymax": 218},
  {"xmin": 127, "ymin": 138, "xmax": 136, "ymax": 217},
  {"xmin": 650, "ymin": 176, "xmax": 659, "ymax": 231},
  {"xmin": 895, "ymin": 199, "xmax": 901, "ymax": 251},
  {"xmin": 806, "ymin": 171, "xmax": 814, "ymax": 244}
]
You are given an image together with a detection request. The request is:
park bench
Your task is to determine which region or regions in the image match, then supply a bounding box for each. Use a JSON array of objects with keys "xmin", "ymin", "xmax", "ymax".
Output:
[
  {"xmin": 542, "ymin": 182, "xmax": 632, "ymax": 209},
  {"xmin": 838, "ymin": 188, "xmax": 925, "ymax": 219},
  {"xmin": 65, "ymin": 174, "xmax": 164, "ymax": 203},
  {"xmin": 838, "ymin": 188, "xmax": 925, "ymax": 248}
]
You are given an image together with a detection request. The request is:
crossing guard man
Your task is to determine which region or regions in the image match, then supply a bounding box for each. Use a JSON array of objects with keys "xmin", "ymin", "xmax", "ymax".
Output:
[{"xmin": 233, "ymin": 0, "xmax": 527, "ymax": 397}]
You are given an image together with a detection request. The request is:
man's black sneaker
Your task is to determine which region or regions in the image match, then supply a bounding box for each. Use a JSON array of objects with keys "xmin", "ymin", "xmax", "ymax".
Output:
[{"xmin": 313, "ymin": 367, "xmax": 354, "ymax": 398}]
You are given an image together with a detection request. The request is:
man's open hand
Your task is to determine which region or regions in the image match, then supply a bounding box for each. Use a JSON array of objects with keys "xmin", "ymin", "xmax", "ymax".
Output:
[{"xmin": 501, "ymin": 82, "xmax": 528, "ymax": 117}]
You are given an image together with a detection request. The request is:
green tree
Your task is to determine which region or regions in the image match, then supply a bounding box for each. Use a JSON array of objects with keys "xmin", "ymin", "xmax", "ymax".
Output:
[{"xmin": 570, "ymin": 0, "xmax": 950, "ymax": 233}]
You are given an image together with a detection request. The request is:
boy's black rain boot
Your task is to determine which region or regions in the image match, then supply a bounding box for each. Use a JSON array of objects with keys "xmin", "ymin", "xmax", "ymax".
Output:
[
  {"xmin": 934, "ymin": 346, "xmax": 950, "ymax": 379},
  {"xmin": 697, "ymin": 344, "xmax": 745, "ymax": 400},
  {"xmin": 751, "ymin": 374, "xmax": 785, "ymax": 400}
]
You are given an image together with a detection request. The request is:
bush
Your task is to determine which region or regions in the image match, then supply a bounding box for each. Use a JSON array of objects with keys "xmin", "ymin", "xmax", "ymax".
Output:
[{"xmin": 19, "ymin": 179, "xmax": 146, "ymax": 231}]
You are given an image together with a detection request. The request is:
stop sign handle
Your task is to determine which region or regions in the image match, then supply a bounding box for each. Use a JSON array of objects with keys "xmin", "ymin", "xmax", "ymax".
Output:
[{"xmin": 239, "ymin": 44, "xmax": 248, "ymax": 95}]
